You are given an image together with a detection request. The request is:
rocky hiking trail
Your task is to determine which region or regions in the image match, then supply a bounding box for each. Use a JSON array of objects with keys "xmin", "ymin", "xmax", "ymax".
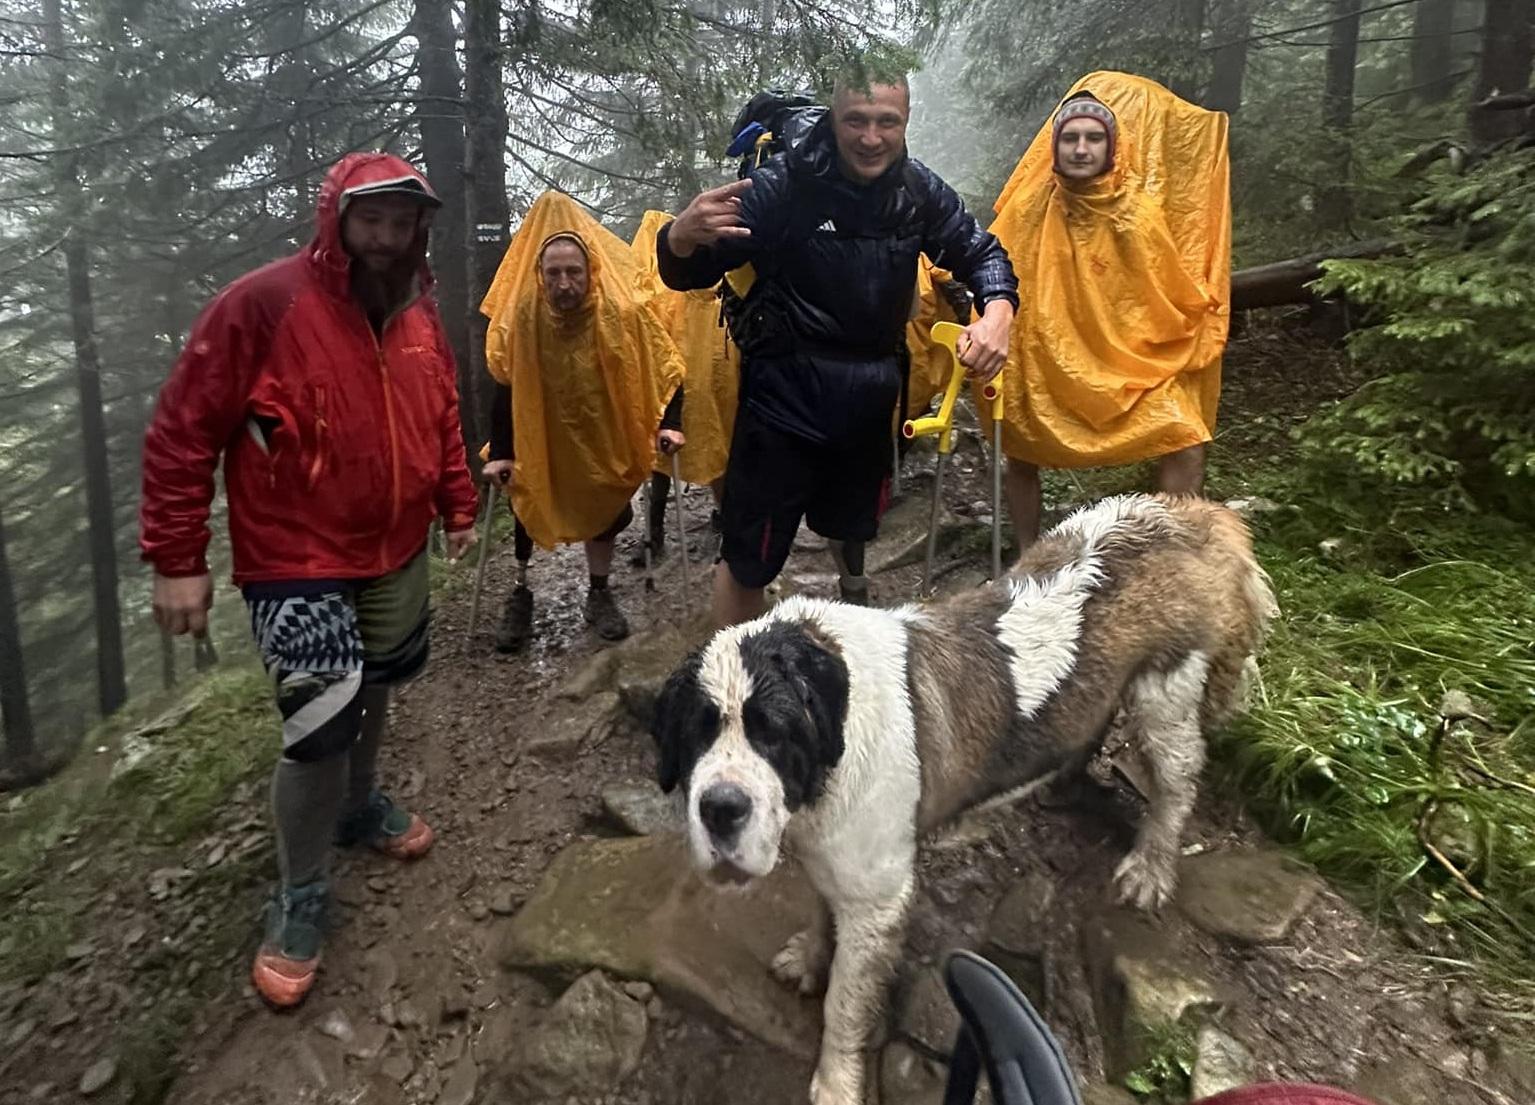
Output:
[{"xmin": 4, "ymin": 359, "xmax": 1534, "ymax": 1105}]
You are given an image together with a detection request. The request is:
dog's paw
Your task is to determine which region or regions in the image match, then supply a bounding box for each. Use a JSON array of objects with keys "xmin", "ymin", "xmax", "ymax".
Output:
[
  {"xmin": 772, "ymin": 928, "xmax": 831, "ymax": 996},
  {"xmin": 809, "ymin": 1062, "xmax": 862, "ymax": 1105},
  {"xmin": 1114, "ymin": 849, "xmax": 1177, "ymax": 911}
]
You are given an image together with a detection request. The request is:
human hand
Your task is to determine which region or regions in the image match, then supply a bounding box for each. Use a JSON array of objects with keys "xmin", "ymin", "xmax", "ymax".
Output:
[
  {"xmin": 658, "ymin": 429, "xmax": 686, "ymax": 455},
  {"xmin": 445, "ymin": 527, "xmax": 477, "ymax": 562},
  {"xmin": 152, "ymin": 572, "xmax": 213, "ymax": 637},
  {"xmin": 957, "ymin": 299, "xmax": 1014, "ymax": 382},
  {"xmin": 482, "ymin": 459, "xmax": 514, "ymax": 487},
  {"xmin": 667, "ymin": 179, "xmax": 753, "ymax": 258}
]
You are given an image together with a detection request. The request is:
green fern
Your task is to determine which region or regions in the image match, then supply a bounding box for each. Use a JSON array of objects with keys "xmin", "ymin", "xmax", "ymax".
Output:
[{"xmin": 1307, "ymin": 147, "xmax": 1535, "ymax": 511}]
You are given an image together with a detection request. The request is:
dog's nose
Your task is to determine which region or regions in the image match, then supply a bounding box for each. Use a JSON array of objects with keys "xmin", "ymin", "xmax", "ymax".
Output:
[{"xmin": 699, "ymin": 783, "xmax": 753, "ymax": 839}]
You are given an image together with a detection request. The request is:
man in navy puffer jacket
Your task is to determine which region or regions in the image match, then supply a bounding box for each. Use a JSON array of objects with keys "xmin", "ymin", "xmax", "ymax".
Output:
[{"xmin": 658, "ymin": 72, "xmax": 1019, "ymax": 627}]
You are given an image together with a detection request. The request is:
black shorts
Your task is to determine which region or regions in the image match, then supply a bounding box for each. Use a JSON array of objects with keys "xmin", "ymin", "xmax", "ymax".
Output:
[{"xmin": 719, "ymin": 405, "xmax": 891, "ymax": 589}]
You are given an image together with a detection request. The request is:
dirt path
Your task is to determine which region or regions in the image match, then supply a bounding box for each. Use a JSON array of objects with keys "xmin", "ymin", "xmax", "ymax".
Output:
[
  {"xmin": 160, "ymin": 455, "xmax": 1515, "ymax": 1105},
  {"xmin": 2, "ymin": 344, "xmax": 1527, "ymax": 1105}
]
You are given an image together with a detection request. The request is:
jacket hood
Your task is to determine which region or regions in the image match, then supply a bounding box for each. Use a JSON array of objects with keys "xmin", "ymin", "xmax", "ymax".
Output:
[{"xmin": 307, "ymin": 152, "xmax": 440, "ymax": 297}]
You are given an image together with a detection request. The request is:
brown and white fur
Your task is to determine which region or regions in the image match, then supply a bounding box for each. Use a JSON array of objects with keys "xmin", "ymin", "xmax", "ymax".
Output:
[{"xmin": 650, "ymin": 494, "xmax": 1277, "ymax": 1105}]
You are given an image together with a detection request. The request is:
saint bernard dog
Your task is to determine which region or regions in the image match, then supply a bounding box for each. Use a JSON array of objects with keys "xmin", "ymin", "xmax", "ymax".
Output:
[{"xmin": 651, "ymin": 493, "xmax": 1277, "ymax": 1105}]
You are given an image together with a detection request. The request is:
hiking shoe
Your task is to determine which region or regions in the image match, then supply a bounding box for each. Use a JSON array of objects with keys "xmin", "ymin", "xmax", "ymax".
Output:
[
  {"xmin": 495, "ymin": 586, "xmax": 534, "ymax": 653},
  {"xmin": 839, "ymin": 576, "xmax": 871, "ymax": 606},
  {"xmin": 336, "ymin": 790, "xmax": 435, "ymax": 860},
  {"xmin": 627, "ymin": 532, "xmax": 666, "ymax": 569},
  {"xmin": 584, "ymin": 587, "xmax": 631, "ymax": 641},
  {"xmin": 251, "ymin": 880, "xmax": 329, "ymax": 1009}
]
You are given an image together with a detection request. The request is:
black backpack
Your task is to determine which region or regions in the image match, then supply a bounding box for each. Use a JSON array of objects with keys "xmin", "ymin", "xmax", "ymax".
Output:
[
  {"xmin": 725, "ymin": 90, "xmax": 825, "ymax": 179},
  {"xmin": 717, "ymin": 92, "xmax": 826, "ymax": 353}
]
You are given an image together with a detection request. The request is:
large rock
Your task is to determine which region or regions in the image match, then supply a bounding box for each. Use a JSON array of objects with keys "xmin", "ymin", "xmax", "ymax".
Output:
[
  {"xmin": 1081, "ymin": 1085, "xmax": 1138, "ymax": 1105},
  {"xmin": 553, "ymin": 618, "xmax": 708, "ymax": 721},
  {"xmin": 612, "ymin": 624, "xmax": 699, "ymax": 726},
  {"xmin": 868, "ymin": 490, "xmax": 987, "ymax": 576},
  {"xmin": 437, "ymin": 1059, "xmax": 478, "ymax": 1105},
  {"xmin": 897, "ymin": 967, "xmax": 960, "ymax": 1058},
  {"xmin": 1189, "ymin": 1024, "xmax": 1255, "ymax": 1100},
  {"xmin": 1491, "ymin": 1043, "xmax": 1535, "ymax": 1097},
  {"xmin": 980, "ymin": 881, "xmax": 1053, "ymax": 1012},
  {"xmin": 600, "ymin": 780, "xmax": 679, "ymax": 837},
  {"xmin": 511, "ymin": 971, "xmax": 647, "ymax": 1100},
  {"xmin": 1081, "ymin": 907, "xmax": 1224, "ymax": 1080},
  {"xmin": 523, "ymin": 693, "xmax": 621, "ymax": 765},
  {"xmin": 1351, "ymin": 1057, "xmax": 1447, "ymax": 1105},
  {"xmin": 500, "ymin": 834, "xmax": 820, "ymax": 1057},
  {"xmin": 881, "ymin": 1041, "xmax": 949, "ymax": 1105},
  {"xmin": 554, "ymin": 651, "xmax": 621, "ymax": 702},
  {"xmin": 986, "ymin": 880, "xmax": 1056, "ymax": 957},
  {"xmin": 1177, "ymin": 848, "xmax": 1320, "ymax": 945}
]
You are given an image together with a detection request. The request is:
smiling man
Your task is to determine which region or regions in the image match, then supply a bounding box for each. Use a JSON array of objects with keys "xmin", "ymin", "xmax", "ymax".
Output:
[{"xmin": 658, "ymin": 70, "xmax": 1019, "ymax": 628}]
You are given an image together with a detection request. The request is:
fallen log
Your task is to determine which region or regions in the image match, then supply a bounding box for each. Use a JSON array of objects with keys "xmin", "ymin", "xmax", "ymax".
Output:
[
  {"xmin": 1475, "ymin": 88, "xmax": 1535, "ymax": 111},
  {"xmin": 1231, "ymin": 238, "xmax": 1397, "ymax": 310}
]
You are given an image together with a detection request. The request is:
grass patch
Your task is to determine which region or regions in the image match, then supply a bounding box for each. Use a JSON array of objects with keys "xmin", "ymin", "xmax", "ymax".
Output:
[
  {"xmin": 1217, "ymin": 496, "xmax": 1535, "ymax": 1000},
  {"xmin": 0, "ymin": 664, "xmax": 277, "ymax": 1012},
  {"xmin": 1018, "ymin": 334, "xmax": 1535, "ymax": 1008},
  {"xmin": 427, "ymin": 501, "xmax": 516, "ymax": 599},
  {"xmin": 0, "ymin": 898, "xmax": 79, "ymax": 983},
  {"xmin": 1122, "ymin": 1018, "xmax": 1197, "ymax": 1102},
  {"xmin": 109, "ymin": 667, "xmax": 277, "ymax": 845}
]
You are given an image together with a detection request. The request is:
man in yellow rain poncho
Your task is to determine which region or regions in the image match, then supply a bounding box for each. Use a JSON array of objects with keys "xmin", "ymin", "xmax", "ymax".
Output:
[
  {"xmin": 989, "ymin": 72, "xmax": 1231, "ymax": 549},
  {"xmin": 626, "ymin": 210, "xmax": 740, "ymax": 567},
  {"xmin": 480, "ymin": 192, "xmax": 685, "ymax": 651}
]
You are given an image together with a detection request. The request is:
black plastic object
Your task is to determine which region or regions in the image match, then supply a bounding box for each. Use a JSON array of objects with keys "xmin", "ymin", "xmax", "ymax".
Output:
[
  {"xmin": 941, "ymin": 950, "xmax": 1083, "ymax": 1105},
  {"xmin": 725, "ymin": 90, "xmax": 825, "ymax": 177}
]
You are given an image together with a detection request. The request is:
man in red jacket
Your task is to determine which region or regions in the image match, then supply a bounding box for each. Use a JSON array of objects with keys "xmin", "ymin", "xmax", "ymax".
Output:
[{"xmin": 139, "ymin": 153, "xmax": 481, "ymax": 1009}]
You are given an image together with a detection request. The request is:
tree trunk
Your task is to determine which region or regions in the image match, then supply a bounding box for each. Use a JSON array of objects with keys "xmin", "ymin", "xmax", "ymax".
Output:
[
  {"xmin": 1231, "ymin": 238, "xmax": 1397, "ymax": 309},
  {"xmin": 412, "ymin": 0, "xmax": 476, "ymax": 459},
  {"xmin": 44, "ymin": 0, "xmax": 128, "ymax": 719},
  {"xmin": 464, "ymin": 0, "xmax": 511, "ymax": 446},
  {"xmin": 0, "ymin": 506, "xmax": 38, "ymax": 775},
  {"xmin": 1411, "ymin": 0, "xmax": 1458, "ymax": 105},
  {"xmin": 1205, "ymin": 0, "xmax": 1252, "ymax": 114},
  {"xmin": 1320, "ymin": 0, "xmax": 1364, "ymax": 228},
  {"xmin": 273, "ymin": 3, "xmax": 313, "ymax": 221},
  {"xmin": 1169, "ymin": 0, "xmax": 1208, "ymax": 101},
  {"xmin": 1469, "ymin": 0, "xmax": 1534, "ymax": 142}
]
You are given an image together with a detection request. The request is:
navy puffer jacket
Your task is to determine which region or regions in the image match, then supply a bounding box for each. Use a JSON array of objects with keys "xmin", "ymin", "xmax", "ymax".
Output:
[{"xmin": 658, "ymin": 117, "xmax": 1018, "ymax": 445}]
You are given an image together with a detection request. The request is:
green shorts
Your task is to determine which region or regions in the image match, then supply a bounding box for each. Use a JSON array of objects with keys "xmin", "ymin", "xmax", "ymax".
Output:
[{"xmin": 244, "ymin": 549, "xmax": 430, "ymax": 761}]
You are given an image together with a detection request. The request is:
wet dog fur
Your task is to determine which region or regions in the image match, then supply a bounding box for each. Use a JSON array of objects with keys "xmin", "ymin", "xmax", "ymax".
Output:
[{"xmin": 650, "ymin": 494, "xmax": 1277, "ymax": 1105}]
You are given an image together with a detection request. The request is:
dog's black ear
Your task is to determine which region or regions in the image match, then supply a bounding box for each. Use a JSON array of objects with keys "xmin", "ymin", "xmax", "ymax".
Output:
[
  {"xmin": 783, "ymin": 630, "xmax": 848, "ymax": 773},
  {"xmin": 742, "ymin": 622, "xmax": 850, "ymax": 807},
  {"xmin": 651, "ymin": 649, "xmax": 716, "ymax": 794}
]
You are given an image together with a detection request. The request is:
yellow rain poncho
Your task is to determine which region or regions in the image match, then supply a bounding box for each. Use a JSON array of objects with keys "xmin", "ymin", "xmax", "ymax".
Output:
[
  {"xmin": 904, "ymin": 257, "xmax": 966, "ymax": 418},
  {"xmin": 989, "ymin": 71, "xmax": 1231, "ymax": 468},
  {"xmin": 629, "ymin": 210, "xmax": 740, "ymax": 485},
  {"xmin": 481, "ymin": 191, "xmax": 684, "ymax": 549}
]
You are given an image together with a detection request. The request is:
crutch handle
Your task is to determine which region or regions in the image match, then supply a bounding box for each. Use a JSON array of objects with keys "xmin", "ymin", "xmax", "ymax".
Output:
[
  {"xmin": 982, "ymin": 373, "xmax": 1004, "ymax": 422},
  {"xmin": 900, "ymin": 321, "xmax": 967, "ymax": 455}
]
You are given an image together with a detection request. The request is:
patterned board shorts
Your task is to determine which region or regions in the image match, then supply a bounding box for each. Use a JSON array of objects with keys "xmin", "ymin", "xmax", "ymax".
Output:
[{"xmin": 244, "ymin": 549, "xmax": 430, "ymax": 763}]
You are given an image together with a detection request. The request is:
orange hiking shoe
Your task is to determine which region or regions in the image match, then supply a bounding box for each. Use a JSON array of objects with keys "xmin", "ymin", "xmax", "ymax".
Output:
[
  {"xmin": 251, "ymin": 880, "xmax": 328, "ymax": 1009},
  {"xmin": 336, "ymin": 790, "xmax": 434, "ymax": 861}
]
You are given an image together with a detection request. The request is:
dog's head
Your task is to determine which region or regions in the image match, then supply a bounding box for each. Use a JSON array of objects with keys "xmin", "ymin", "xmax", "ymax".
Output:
[{"xmin": 652, "ymin": 620, "xmax": 849, "ymax": 886}]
